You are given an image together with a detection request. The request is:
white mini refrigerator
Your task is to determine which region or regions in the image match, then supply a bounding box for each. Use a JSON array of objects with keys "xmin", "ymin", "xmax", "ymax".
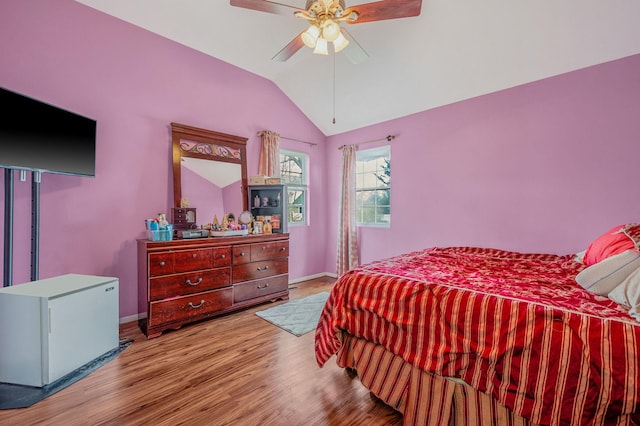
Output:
[{"xmin": 0, "ymin": 274, "xmax": 119, "ymax": 387}]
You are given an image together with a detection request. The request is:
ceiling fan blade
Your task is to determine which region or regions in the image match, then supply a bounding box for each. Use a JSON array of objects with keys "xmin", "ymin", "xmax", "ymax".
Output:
[
  {"xmin": 346, "ymin": 0, "xmax": 422, "ymax": 24},
  {"xmin": 340, "ymin": 28, "xmax": 369, "ymax": 65},
  {"xmin": 272, "ymin": 32, "xmax": 305, "ymax": 62},
  {"xmin": 230, "ymin": 0, "xmax": 299, "ymax": 17}
]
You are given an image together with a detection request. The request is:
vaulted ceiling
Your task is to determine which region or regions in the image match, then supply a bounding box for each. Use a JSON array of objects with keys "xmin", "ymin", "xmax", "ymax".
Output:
[{"xmin": 75, "ymin": 0, "xmax": 640, "ymax": 136}]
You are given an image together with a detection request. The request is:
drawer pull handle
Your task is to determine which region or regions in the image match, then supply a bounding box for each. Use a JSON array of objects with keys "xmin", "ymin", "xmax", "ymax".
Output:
[
  {"xmin": 159, "ymin": 261, "xmax": 166, "ymax": 266},
  {"xmin": 280, "ymin": 247, "xmax": 286, "ymax": 251},
  {"xmin": 186, "ymin": 277, "xmax": 203, "ymax": 286},
  {"xmin": 257, "ymin": 265, "xmax": 269, "ymax": 272},
  {"xmin": 240, "ymin": 252, "xmax": 246, "ymax": 256},
  {"xmin": 188, "ymin": 300, "xmax": 205, "ymax": 309},
  {"xmin": 261, "ymin": 246, "xmax": 266, "ymax": 251},
  {"xmin": 257, "ymin": 283, "xmax": 269, "ymax": 290},
  {"xmin": 221, "ymin": 254, "xmax": 226, "ymax": 258},
  {"xmin": 192, "ymin": 253, "xmax": 198, "ymax": 258}
]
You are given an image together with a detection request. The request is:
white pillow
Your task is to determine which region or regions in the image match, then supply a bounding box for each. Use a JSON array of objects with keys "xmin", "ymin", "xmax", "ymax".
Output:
[
  {"xmin": 609, "ymin": 266, "xmax": 640, "ymax": 321},
  {"xmin": 575, "ymin": 250, "xmax": 640, "ymax": 295}
]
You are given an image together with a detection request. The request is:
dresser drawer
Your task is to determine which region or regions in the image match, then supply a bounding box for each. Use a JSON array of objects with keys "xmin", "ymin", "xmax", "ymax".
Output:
[
  {"xmin": 232, "ymin": 244, "xmax": 251, "ymax": 265},
  {"xmin": 138, "ymin": 234, "xmax": 289, "ymax": 338},
  {"xmin": 149, "ymin": 252, "xmax": 175, "ymax": 277},
  {"xmin": 213, "ymin": 247, "xmax": 232, "ymax": 267},
  {"xmin": 232, "ymin": 258, "xmax": 288, "ymax": 283},
  {"xmin": 174, "ymin": 248, "xmax": 212, "ymax": 273},
  {"xmin": 148, "ymin": 288, "xmax": 233, "ymax": 327},
  {"xmin": 233, "ymin": 274, "xmax": 288, "ymax": 303},
  {"xmin": 149, "ymin": 268, "xmax": 231, "ymax": 301},
  {"xmin": 250, "ymin": 241, "xmax": 289, "ymax": 262},
  {"xmin": 172, "ymin": 217, "xmax": 193, "ymax": 229}
]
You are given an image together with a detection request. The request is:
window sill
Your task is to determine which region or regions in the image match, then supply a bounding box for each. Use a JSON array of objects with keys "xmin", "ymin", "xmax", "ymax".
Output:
[{"xmin": 356, "ymin": 223, "xmax": 391, "ymax": 229}]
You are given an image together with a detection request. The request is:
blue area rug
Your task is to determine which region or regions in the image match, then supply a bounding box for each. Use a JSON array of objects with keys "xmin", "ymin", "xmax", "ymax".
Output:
[
  {"xmin": 0, "ymin": 338, "xmax": 133, "ymax": 410},
  {"xmin": 256, "ymin": 292, "xmax": 329, "ymax": 336}
]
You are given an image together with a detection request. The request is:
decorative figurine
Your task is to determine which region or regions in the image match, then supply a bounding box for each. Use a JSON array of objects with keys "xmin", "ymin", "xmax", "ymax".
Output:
[
  {"xmin": 263, "ymin": 219, "xmax": 272, "ymax": 234},
  {"xmin": 227, "ymin": 213, "xmax": 238, "ymax": 230},
  {"xmin": 157, "ymin": 213, "xmax": 169, "ymax": 229}
]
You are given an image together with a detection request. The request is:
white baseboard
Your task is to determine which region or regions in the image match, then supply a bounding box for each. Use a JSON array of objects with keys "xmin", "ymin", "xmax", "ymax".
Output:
[
  {"xmin": 289, "ymin": 272, "xmax": 337, "ymax": 284},
  {"xmin": 119, "ymin": 313, "xmax": 143, "ymax": 324}
]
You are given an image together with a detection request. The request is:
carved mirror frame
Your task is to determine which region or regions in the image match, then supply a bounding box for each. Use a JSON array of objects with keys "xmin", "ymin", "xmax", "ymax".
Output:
[{"xmin": 171, "ymin": 122, "xmax": 248, "ymax": 213}]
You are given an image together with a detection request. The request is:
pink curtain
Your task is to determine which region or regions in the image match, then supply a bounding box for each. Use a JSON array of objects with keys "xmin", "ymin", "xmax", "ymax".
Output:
[
  {"xmin": 258, "ymin": 131, "xmax": 280, "ymax": 177},
  {"xmin": 337, "ymin": 145, "xmax": 358, "ymax": 276}
]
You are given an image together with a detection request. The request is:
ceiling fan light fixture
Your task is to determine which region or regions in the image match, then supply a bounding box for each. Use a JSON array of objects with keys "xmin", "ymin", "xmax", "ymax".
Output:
[
  {"xmin": 232, "ymin": 0, "xmax": 420, "ymax": 64},
  {"xmin": 322, "ymin": 19, "xmax": 340, "ymax": 41},
  {"xmin": 332, "ymin": 32, "xmax": 349, "ymax": 52},
  {"xmin": 313, "ymin": 37, "xmax": 329, "ymax": 55},
  {"xmin": 301, "ymin": 24, "xmax": 320, "ymax": 48}
]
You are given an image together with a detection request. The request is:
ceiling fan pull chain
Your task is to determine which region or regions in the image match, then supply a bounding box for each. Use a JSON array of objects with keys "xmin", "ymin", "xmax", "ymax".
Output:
[{"xmin": 333, "ymin": 51, "xmax": 336, "ymax": 124}]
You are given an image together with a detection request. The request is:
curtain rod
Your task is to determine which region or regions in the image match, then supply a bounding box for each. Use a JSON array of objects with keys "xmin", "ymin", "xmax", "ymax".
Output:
[
  {"xmin": 338, "ymin": 135, "xmax": 395, "ymax": 150},
  {"xmin": 257, "ymin": 131, "xmax": 318, "ymax": 147}
]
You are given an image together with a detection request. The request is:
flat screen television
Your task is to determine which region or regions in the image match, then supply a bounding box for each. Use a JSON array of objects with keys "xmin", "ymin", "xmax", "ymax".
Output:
[{"xmin": 0, "ymin": 87, "xmax": 96, "ymax": 177}]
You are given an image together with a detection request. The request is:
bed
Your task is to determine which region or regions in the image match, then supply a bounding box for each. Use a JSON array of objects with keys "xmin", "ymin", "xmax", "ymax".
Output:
[{"xmin": 315, "ymin": 224, "xmax": 640, "ymax": 426}]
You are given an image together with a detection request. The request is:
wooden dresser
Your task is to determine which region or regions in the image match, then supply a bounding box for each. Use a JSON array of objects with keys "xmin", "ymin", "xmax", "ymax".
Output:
[{"xmin": 137, "ymin": 233, "xmax": 289, "ymax": 338}]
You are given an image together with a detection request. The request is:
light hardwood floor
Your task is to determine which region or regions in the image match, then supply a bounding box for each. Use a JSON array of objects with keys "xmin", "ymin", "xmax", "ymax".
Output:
[{"xmin": 0, "ymin": 276, "xmax": 403, "ymax": 426}]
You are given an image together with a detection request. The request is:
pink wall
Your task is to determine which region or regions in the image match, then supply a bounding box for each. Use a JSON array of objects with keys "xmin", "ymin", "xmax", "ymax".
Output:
[
  {"xmin": 0, "ymin": 0, "xmax": 328, "ymax": 319},
  {"xmin": 325, "ymin": 54, "xmax": 640, "ymax": 269},
  {"xmin": 1, "ymin": 0, "xmax": 639, "ymax": 321}
]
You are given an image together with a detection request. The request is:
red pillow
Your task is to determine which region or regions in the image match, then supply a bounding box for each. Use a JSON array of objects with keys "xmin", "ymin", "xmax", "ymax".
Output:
[{"xmin": 583, "ymin": 225, "xmax": 636, "ymax": 266}]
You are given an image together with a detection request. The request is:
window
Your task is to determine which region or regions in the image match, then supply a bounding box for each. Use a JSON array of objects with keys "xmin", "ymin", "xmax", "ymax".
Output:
[
  {"xmin": 356, "ymin": 146, "xmax": 391, "ymax": 226},
  {"xmin": 280, "ymin": 149, "xmax": 308, "ymax": 225}
]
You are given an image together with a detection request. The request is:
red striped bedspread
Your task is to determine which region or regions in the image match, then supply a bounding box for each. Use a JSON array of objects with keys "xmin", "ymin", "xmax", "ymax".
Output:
[{"xmin": 315, "ymin": 247, "xmax": 640, "ymax": 425}]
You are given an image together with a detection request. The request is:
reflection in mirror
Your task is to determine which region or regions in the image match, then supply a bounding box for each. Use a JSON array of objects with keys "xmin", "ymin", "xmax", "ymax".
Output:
[
  {"xmin": 181, "ymin": 157, "xmax": 242, "ymax": 224},
  {"xmin": 171, "ymin": 123, "xmax": 248, "ymax": 229}
]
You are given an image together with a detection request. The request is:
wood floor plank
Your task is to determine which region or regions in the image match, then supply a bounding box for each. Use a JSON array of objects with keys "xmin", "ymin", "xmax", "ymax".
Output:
[{"xmin": 0, "ymin": 277, "xmax": 402, "ymax": 425}]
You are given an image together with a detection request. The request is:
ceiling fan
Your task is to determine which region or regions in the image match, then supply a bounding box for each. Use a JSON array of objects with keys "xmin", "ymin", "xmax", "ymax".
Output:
[{"xmin": 230, "ymin": 0, "xmax": 423, "ymax": 64}]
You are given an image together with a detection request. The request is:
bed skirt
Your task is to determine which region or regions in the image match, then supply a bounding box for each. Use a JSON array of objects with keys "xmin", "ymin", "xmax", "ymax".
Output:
[{"xmin": 336, "ymin": 333, "xmax": 535, "ymax": 426}]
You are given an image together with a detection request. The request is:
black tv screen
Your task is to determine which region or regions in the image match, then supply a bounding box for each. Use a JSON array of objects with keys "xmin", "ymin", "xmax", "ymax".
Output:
[{"xmin": 0, "ymin": 87, "xmax": 96, "ymax": 177}]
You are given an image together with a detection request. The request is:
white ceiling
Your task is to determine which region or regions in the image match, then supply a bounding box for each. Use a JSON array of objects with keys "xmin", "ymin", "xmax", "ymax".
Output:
[{"xmin": 75, "ymin": 0, "xmax": 640, "ymax": 136}]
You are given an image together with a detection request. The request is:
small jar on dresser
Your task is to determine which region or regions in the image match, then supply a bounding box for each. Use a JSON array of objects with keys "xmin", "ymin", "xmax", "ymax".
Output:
[{"xmin": 137, "ymin": 233, "xmax": 289, "ymax": 338}]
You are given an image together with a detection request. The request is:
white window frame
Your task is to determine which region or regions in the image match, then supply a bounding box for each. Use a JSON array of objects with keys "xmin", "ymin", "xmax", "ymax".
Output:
[
  {"xmin": 279, "ymin": 149, "xmax": 308, "ymax": 226},
  {"xmin": 355, "ymin": 145, "xmax": 391, "ymax": 227}
]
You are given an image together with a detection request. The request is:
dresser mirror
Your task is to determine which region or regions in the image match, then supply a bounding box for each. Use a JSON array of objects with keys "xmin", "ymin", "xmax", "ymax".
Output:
[{"xmin": 171, "ymin": 123, "xmax": 248, "ymax": 227}]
